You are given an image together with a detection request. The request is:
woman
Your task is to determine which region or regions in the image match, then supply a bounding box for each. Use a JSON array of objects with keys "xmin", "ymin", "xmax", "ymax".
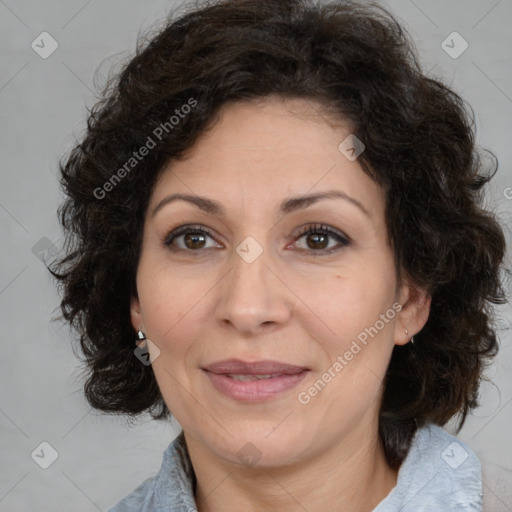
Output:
[{"xmin": 50, "ymin": 0, "xmax": 509, "ymax": 510}]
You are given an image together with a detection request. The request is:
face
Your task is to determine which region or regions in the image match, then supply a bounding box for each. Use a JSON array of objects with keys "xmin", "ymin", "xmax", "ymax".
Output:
[{"xmin": 131, "ymin": 96, "xmax": 430, "ymax": 468}]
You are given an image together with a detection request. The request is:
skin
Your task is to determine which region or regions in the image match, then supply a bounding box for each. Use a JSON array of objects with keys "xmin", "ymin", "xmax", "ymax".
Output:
[{"xmin": 130, "ymin": 95, "xmax": 431, "ymax": 512}]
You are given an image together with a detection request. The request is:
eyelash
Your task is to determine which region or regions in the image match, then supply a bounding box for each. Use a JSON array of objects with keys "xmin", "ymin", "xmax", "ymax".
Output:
[{"xmin": 162, "ymin": 223, "xmax": 350, "ymax": 256}]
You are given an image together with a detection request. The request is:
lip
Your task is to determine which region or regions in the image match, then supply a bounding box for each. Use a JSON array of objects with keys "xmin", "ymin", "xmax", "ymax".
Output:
[
  {"xmin": 202, "ymin": 359, "xmax": 310, "ymax": 402},
  {"xmin": 202, "ymin": 358, "xmax": 309, "ymax": 375}
]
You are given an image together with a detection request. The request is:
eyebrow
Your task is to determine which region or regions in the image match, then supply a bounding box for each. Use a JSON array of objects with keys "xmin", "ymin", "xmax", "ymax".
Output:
[{"xmin": 151, "ymin": 190, "xmax": 371, "ymax": 219}]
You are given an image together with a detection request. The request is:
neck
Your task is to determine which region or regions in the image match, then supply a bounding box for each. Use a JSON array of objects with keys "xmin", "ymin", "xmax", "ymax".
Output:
[{"xmin": 184, "ymin": 422, "xmax": 399, "ymax": 512}]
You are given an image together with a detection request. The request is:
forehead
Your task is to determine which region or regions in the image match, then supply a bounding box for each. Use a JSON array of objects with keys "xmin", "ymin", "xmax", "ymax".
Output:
[{"xmin": 150, "ymin": 96, "xmax": 385, "ymax": 224}]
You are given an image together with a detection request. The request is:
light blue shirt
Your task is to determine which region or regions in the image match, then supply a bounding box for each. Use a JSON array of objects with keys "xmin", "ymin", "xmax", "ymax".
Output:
[{"xmin": 107, "ymin": 422, "xmax": 483, "ymax": 511}]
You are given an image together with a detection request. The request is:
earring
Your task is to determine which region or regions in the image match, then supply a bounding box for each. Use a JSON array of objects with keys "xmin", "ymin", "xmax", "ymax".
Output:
[
  {"xmin": 404, "ymin": 328, "xmax": 414, "ymax": 344},
  {"xmin": 136, "ymin": 329, "xmax": 147, "ymax": 347}
]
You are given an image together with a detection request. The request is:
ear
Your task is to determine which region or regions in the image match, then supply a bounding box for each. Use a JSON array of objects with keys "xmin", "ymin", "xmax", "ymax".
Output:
[
  {"xmin": 130, "ymin": 294, "xmax": 143, "ymax": 333},
  {"xmin": 393, "ymin": 281, "xmax": 431, "ymax": 346}
]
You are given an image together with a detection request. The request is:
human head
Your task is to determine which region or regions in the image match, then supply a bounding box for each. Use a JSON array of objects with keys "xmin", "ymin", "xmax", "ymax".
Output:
[{"xmin": 51, "ymin": 0, "xmax": 508, "ymax": 469}]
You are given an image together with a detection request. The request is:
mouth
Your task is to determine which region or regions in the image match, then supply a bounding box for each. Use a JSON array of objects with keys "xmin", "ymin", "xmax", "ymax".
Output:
[
  {"xmin": 202, "ymin": 359, "xmax": 310, "ymax": 402},
  {"xmin": 202, "ymin": 358, "xmax": 310, "ymax": 375},
  {"xmin": 223, "ymin": 373, "xmax": 294, "ymax": 381}
]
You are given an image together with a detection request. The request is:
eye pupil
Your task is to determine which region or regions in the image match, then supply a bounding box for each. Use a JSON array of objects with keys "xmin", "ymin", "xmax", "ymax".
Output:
[
  {"xmin": 185, "ymin": 233, "xmax": 206, "ymax": 249},
  {"xmin": 308, "ymin": 233, "xmax": 328, "ymax": 249}
]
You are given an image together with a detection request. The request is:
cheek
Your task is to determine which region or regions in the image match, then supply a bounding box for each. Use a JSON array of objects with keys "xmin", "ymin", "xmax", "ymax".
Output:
[
  {"xmin": 297, "ymin": 272, "xmax": 397, "ymax": 415},
  {"xmin": 298, "ymin": 265, "xmax": 396, "ymax": 353},
  {"xmin": 136, "ymin": 267, "xmax": 207, "ymax": 406},
  {"xmin": 135, "ymin": 256, "xmax": 201, "ymax": 348}
]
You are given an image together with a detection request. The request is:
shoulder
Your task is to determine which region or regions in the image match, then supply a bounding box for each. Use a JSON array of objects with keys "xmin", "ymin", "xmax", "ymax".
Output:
[
  {"xmin": 106, "ymin": 431, "xmax": 197, "ymax": 512},
  {"xmin": 373, "ymin": 422, "xmax": 483, "ymax": 512},
  {"xmin": 106, "ymin": 474, "xmax": 157, "ymax": 512}
]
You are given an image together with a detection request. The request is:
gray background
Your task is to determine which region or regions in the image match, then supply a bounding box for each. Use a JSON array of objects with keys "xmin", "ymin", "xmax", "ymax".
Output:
[{"xmin": 0, "ymin": 0, "xmax": 511, "ymax": 510}]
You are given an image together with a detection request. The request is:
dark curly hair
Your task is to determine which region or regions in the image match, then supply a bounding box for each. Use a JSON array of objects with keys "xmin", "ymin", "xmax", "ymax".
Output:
[{"xmin": 50, "ymin": 0, "xmax": 509, "ymax": 469}]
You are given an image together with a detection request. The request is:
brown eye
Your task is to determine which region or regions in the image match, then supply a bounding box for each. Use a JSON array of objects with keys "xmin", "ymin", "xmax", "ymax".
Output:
[
  {"xmin": 294, "ymin": 224, "xmax": 350, "ymax": 255},
  {"xmin": 305, "ymin": 232, "xmax": 329, "ymax": 250},
  {"xmin": 163, "ymin": 225, "xmax": 220, "ymax": 252},
  {"xmin": 183, "ymin": 232, "xmax": 207, "ymax": 249}
]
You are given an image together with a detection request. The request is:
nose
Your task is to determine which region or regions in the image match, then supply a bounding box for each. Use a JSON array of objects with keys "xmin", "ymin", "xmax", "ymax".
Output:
[{"xmin": 215, "ymin": 241, "xmax": 294, "ymax": 335}]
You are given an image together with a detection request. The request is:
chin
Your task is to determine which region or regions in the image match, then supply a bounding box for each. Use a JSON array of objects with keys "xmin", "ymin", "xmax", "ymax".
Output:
[{"xmin": 210, "ymin": 428, "xmax": 311, "ymax": 469}]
